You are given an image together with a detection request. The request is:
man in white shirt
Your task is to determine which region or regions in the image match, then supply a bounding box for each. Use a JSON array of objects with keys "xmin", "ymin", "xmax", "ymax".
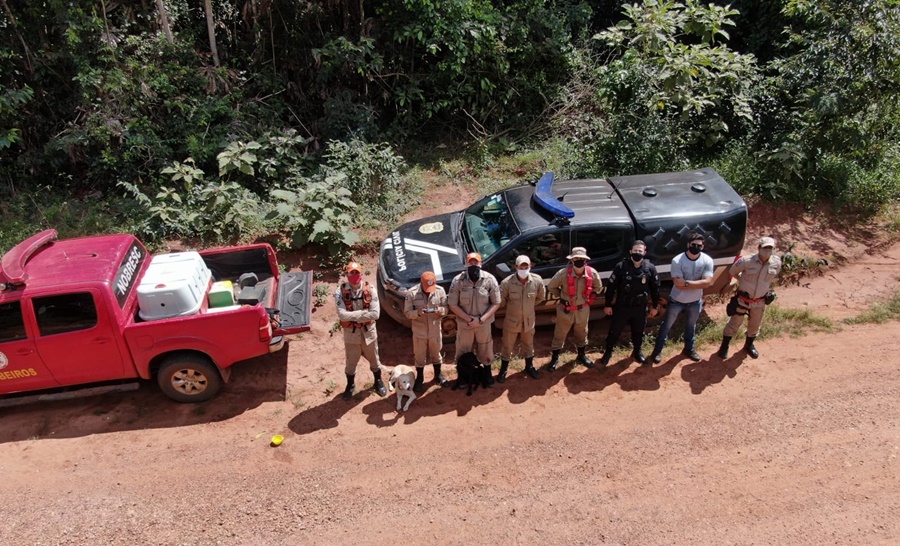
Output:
[{"xmin": 649, "ymin": 233, "xmax": 714, "ymax": 363}]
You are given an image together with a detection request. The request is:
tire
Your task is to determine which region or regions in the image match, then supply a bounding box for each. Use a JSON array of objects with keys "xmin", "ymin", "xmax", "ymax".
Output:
[
  {"xmin": 441, "ymin": 315, "xmax": 458, "ymax": 343},
  {"xmin": 157, "ymin": 354, "xmax": 222, "ymax": 403}
]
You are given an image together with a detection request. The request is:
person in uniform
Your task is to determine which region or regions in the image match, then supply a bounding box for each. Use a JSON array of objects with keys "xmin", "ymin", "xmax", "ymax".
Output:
[
  {"xmin": 546, "ymin": 246, "xmax": 603, "ymax": 370},
  {"xmin": 498, "ymin": 255, "xmax": 546, "ymax": 381},
  {"xmin": 649, "ymin": 233, "xmax": 714, "ymax": 363},
  {"xmin": 718, "ymin": 236, "xmax": 782, "ymax": 359},
  {"xmin": 600, "ymin": 240, "xmax": 660, "ymax": 366},
  {"xmin": 335, "ymin": 261, "xmax": 386, "ymax": 400},
  {"xmin": 448, "ymin": 252, "xmax": 501, "ymax": 383},
  {"xmin": 403, "ymin": 271, "xmax": 450, "ymax": 391}
]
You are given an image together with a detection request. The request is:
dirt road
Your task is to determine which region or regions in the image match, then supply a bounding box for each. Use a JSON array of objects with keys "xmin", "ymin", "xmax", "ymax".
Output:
[{"xmin": 1, "ymin": 204, "xmax": 899, "ymax": 546}]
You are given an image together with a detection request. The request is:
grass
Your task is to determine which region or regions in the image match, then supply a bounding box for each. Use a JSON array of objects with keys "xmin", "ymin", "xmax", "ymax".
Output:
[
  {"xmin": 607, "ymin": 302, "xmax": 836, "ymax": 358},
  {"xmin": 843, "ymin": 291, "xmax": 900, "ymax": 325}
]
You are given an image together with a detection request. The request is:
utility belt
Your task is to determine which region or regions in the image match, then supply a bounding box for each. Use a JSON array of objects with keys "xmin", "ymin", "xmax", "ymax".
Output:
[
  {"xmin": 560, "ymin": 300, "xmax": 588, "ymax": 311},
  {"xmin": 620, "ymin": 293, "xmax": 649, "ymax": 307},
  {"xmin": 340, "ymin": 320, "xmax": 374, "ymax": 331},
  {"xmin": 737, "ymin": 292, "xmax": 765, "ymax": 304}
]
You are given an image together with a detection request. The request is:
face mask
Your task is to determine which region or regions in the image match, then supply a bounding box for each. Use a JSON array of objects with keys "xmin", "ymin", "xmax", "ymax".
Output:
[
  {"xmin": 759, "ymin": 248, "xmax": 773, "ymax": 259},
  {"xmin": 467, "ymin": 264, "xmax": 481, "ymax": 282},
  {"xmin": 630, "ymin": 252, "xmax": 644, "ymax": 262},
  {"xmin": 516, "ymin": 268, "xmax": 530, "ymax": 279},
  {"xmin": 347, "ymin": 273, "xmax": 362, "ymax": 285},
  {"xmin": 688, "ymin": 244, "xmax": 703, "ymax": 255},
  {"xmin": 572, "ymin": 259, "xmax": 586, "ymax": 268}
]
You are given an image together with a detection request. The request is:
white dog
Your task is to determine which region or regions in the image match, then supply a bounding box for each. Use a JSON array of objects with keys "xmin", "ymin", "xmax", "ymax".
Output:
[{"xmin": 385, "ymin": 365, "xmax": 417, "ymax": 412}]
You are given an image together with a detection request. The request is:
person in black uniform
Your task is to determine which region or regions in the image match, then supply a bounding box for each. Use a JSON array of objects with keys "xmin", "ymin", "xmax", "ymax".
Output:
[{"xmin": 599, "ymin": 240, "xmax": 660, "ymax": 366}]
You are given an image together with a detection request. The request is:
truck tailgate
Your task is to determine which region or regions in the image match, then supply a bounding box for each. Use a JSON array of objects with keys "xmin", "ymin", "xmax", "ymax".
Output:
[{"xmin": 275, "ymin": 270, "xmax": 312, "ymax": 334}]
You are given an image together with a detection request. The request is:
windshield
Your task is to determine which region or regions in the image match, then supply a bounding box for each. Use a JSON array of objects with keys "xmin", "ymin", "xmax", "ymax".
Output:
[{"xmin": 463, "ymin": 192, "xmax": 520, "ymax": 259}]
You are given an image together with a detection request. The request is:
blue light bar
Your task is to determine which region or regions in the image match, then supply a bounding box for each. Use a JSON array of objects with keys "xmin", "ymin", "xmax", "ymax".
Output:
[{"xmin": 533, "ymin": 171, "xmax": 574, "ymax": 218}]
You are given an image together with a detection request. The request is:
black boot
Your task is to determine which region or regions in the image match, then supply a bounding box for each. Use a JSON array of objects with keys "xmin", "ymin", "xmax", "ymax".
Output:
[
  {"xmin": 433, "ymin": 364, "xmax": 449, "ymax": 387},
  {"xmin": 598, "ymin": 349, "xmax": 612, "ymax": 367},
  {"xmin": 744, "ymin": 336, "xmax": 759, "ymax": 359},
  {"xmin": 524, "ymin": 357, "xmax": 539, "ymax": 379},
  {"xmin": 484, "ymin": 361, "xmax": 495, "ymax": 386},
  {"xmin": 577, "ymin": 346, "xmax": 595, "ymax": 368},
  {"xmin": 341, "ymin": 374, "xmax": 355, "ymax": 400},
  {"xmin": 373, "ymin": 370, "xmax": 387, "ymax": 397},
  {"xmin": 632, "ymin": 350, "xmax": 647, "ymax": 366},
  {"xmin": 547, "ymin": 349, "xmax": 561, "ymax": 371},
  {"xmin": 497, "ymin": 359, "xmax": 509, "ymax": 383},
  {"xmin": 718, "ymin": 336, "xmax": 732, "ymax": 359},
  {"xmin": 413, "ymin": 367, "xmax": 425, "ymax": 392}
]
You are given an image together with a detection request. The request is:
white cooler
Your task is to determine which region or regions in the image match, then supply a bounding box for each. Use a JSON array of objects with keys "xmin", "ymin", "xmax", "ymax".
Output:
[{"xmin": 137, "ymin": 251, "xmax": 212, "ymax": 321}]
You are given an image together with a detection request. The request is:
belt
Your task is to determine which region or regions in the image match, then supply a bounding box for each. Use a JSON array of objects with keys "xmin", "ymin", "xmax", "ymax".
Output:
[
  {"xmin": 561, "ymin": 300, "xmax": 587, "ymax": 311},
  {"xmin": 738, "ymin": 294, "xmax": 765, "ymax": 304}
]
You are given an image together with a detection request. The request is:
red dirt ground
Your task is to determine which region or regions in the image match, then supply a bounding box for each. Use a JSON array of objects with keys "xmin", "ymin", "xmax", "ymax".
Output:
[{"xmin": 1, "ymin": 196, "xmax": 899, "ymax": 546}]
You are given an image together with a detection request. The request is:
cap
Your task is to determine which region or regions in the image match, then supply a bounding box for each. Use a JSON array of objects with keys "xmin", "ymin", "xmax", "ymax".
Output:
[
  {"xmin": 466, "ymin": 252, "xmax": 483, "ymax": 264},
  {"xmin": 345, "ymin": 261, "xmax": 362, "ymax": 274},
  {"xmin": 420, "ymin": 271, "xmax": 437, "ymax": 293},
  {"xmin": 515, "ymin": 255, "xmax": 531, "ymax": 266},
  {"xmin": 567, "ymin": 246, "xmax": 590, "ymax": 260},
  {"xmin": 758, "ymin": 237, "xmax": 776, "ymax": 249}
]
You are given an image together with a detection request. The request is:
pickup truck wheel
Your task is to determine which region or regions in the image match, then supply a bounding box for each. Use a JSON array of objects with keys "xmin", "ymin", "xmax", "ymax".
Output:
[{"xmin": 157, "ymin": 355, "xmax": 222, "ymax": 403}]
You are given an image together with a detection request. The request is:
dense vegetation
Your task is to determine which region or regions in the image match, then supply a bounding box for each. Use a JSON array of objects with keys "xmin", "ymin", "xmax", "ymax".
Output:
[{"xmin": 1, "ymin": 0, "xmax": 899, "ymax": 254}]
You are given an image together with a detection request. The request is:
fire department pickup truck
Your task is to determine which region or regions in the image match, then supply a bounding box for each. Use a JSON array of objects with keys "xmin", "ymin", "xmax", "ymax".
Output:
[
  {"xmin": 0, "ymin": 230, "xmax": 311, "ymax": 405},
  {"xmin": 378, "ymin": 167, "xmax": 747, "ymax": 338}
]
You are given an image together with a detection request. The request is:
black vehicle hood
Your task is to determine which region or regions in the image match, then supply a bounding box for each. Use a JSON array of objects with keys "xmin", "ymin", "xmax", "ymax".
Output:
[{"xmin": 379, "ymin": 212, "xmax": 466, "ymax": 287}]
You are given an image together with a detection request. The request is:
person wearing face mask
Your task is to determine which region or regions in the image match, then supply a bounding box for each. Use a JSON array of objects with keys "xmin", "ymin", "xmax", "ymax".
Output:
[
  {"xmin": 649, "ymin": 233, "xmax": 715, "ymax": 363},
  {"xmin": 599, "ymin": 240, "xmax": 660, "ymax": 366},
  {"xmin": 498, "ymin": 255, "xmax": 546, "ymax": 381},
  {"xmin": 335, "ymin": 261, "xmax": 386, "ymax": 400},
  {"xmin": 448, "ymin": 252, "xmax": 502, "ymax": 381},
  {"xmin": 546, "ymin": 247, "xmax": 603, "ymax": 370},
  {"xmin": 718, "ymin": 236, "xmax": 782, "ymax": 359},
  {"xmin": 404, "ymin": 271, "xmax": 450, "ymax": 392}
]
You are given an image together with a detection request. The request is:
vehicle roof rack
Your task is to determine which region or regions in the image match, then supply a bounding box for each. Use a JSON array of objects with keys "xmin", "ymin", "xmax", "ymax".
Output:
[{"xmin": 533, "ymin": 171, "xmax": 574, "ymax": 224}]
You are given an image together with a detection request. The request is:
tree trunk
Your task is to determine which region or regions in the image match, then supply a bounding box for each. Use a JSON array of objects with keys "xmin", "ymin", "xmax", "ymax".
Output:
[
  {"xmin": 0, "ymin": 0, "xmax": 33, "ymax": 74},
  {"xmin": 204, "ymin": 0, "xmax": 220, "ymax": 67},
  {"xmin": 155, "ymin": 0, "xmax": 173, "ymax": 43}
]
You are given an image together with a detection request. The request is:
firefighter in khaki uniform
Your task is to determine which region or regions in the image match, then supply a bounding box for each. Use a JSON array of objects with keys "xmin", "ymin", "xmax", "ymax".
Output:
[
  {"xmin": 403, "ymin": 271, "xmax": 450, "ymax": 392},
  {"xmin": 498, "ymin": 255, "xmax": 546, "ymax": 381},
  {"xmin": 546, "ymin": 247, "xmax": 603, "ymax": 370},
  {"xmin": 718, "ymin": 236, "xmax": 783, "ymax": 359},
  {"xmin": 448, "ymin": 252, "xmax": 501, "ymax": 382},
  {"xmin": 335, "ymin": 261, "xmax": 387, "ymax": 400}
]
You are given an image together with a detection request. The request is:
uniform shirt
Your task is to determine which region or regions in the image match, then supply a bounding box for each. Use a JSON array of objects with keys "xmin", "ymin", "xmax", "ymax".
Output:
[
  {"xmin": 731, "ymin": 253, "xmax": 782, "ymax": 300},
  {"xmin": 605, "ymin": 258, "xmax": 660, "ymax": 308},
  {"xmin": 547, "ymin": 265, "xmax": 602, "ymax": 306},
  {"xmin": 669, "ymin": 252, "xmax": 714, "ymax": 304},
  {"xmin": 448, "ymin": 269, "xmax": 501, "ymax": 327},
  {"xmin": 335, "ymin": 282, "xmax": 380, "ymax": 341},
  {"xmin": 500, "ymin": 272, "xmax": 546, "ymax": 332},
  {"xmin": 403, "ymin": 284, "xmax": 447, "ymax": 339}
]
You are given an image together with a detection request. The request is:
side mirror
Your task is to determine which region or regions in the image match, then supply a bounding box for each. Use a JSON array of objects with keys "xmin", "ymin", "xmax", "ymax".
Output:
[{"xmin": 495, "ymin": 262, "xmax": 512, "ymax": 277}]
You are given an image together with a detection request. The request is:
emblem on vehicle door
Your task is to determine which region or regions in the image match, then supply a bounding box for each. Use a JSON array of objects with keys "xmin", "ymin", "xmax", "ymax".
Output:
[
  {"xmin": 419, "ymin": 222, "xmax": 444, "ymax": 234},
  {"xmin": 0, "ymin": 352, "xmax": 8, "ymax": 370}
]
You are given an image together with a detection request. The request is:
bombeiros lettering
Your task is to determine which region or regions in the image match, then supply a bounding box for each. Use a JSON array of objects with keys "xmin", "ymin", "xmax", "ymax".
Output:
[
  {"xmin": 0, "ymin": 368, "xmax": 38, "ymax": 380},
  {"xmin": 116, "ymin": 245, "xmax": 143, "ymax": 296}
]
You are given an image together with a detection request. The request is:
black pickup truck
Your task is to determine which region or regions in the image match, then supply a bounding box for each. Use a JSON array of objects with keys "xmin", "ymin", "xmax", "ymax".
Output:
[{"xmin": 377, "ymin": 167, "xmax": 746, "ymax": 338}]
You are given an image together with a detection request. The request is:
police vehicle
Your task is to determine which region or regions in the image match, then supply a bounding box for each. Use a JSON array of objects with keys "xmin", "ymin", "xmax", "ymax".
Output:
[{"xmin": 377, "ymin": 167, "xmax": 747, "ymax": 338}]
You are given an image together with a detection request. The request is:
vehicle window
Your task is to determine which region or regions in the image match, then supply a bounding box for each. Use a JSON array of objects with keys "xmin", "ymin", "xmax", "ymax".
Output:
[
  {"xmin": 575, "ymin": 229, "xmax": 629, "ymax": 263},
  {"xmin": 33, "ymin": 293, "xmax": 98, "ymax": 336},
  {"xmin": 464, "ymin": 193, "xmax": 520, "ymax": 260},
  {"xmin": 500, "ymin": 232, "xmax": 568, "ymax": 270},
  {"xmin": 0, "ymin": 301, "xmax": 27, "ymax": 343}
]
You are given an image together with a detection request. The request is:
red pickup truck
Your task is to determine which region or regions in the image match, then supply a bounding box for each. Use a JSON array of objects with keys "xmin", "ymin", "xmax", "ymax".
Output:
[{"xmin": 0, "ymin": 230, "xmax": 311, "ymax": 404}]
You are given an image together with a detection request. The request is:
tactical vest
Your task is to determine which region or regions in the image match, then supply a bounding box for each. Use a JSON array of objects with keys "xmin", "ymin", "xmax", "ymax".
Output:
[
  {"xmin": 620, "ymin": 261, "xmax": 652, "ymax": 306},
  {"xmin": 565, "ymin": 265, "xmax": 596, "ymax": 311},
  {"xmin": 340, "ymin": 282, "xmax": 373, "ymax": 328}
]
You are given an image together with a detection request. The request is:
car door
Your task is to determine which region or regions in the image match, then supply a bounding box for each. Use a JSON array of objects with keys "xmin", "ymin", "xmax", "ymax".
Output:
[
  {"xmin": 0, "ymin": 300, "xmax": 59, "ymax": 393},
  {"xmin": 573, "ymin": 226, "xmax": 633, "ymax": 280},
  {"xmin": 30, "ymin": 289, "xmax": 128, "ymax": 386}
]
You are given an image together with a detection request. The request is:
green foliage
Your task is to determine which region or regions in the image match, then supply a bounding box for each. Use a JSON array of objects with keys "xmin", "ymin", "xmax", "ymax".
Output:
[
  {"xmin": 267, "ymin": 174, "xmax": 360, "ymax": 255},
  {"xmin": 844, "ymin": 290, "xmax": 900, "ymax": 325},
  {"xmin": 581, "ymin": 0, "xmax": 758, "ymax": 175},
  {"xmin": 323, "ymin": 139, "xmax": 410, "ymax": 222}
]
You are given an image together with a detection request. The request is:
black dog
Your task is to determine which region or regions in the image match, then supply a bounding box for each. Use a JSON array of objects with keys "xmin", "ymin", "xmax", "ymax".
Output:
[{"xmin": 452, "ymin": 352, "xmax": 493, "ymax": 396}]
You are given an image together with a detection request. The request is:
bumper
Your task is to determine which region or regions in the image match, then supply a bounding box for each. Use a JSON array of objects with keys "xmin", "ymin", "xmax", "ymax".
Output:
[
  {"xmin": 376, "ymin": 280, "xmax": 412, "ymax": 327},
  {"xmin": 268, "ymin": 335, "xmax": 285, "ymax": 353}
]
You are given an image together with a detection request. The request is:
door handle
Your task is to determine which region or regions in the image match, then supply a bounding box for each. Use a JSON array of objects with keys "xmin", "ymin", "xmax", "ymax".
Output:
[
  {"xmin": 16, "ymin": 348, "xmax": 34, "ymax": 355},
  {"xmin": 92, "ymin": 337, "xmax": 111, "ymax": 344}
]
